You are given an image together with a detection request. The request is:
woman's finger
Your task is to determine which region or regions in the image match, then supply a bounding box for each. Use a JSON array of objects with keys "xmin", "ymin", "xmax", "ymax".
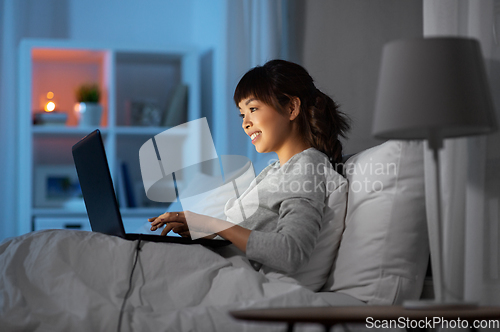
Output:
[
  {"xmin": 160, "ymin": 223, "xmax": 175, "ymax": 236},
  {"xmin": 150, "ymin": 220, "xmax": 165, "ymax": 229},
  {"xmin": 150, "ymin": 212, "xmax": 184, "ymax": 226},
  {"xmin": 158, "ymin": 221, "xmax": 186, "ymax": 235},
  {"xmin": 150, "ymin": 217, "xmax": 167, "ymax": 230},
  {"xmin": 150, "ymin": 222, "xmax": 163, "ymax": 231},
  {"xmin": 172, "ymin": 223, "xmax": 189, "ymax": 234},
  {"xmin": 150, "ymin": 221, "xmax": 162, "ymax": 229}
]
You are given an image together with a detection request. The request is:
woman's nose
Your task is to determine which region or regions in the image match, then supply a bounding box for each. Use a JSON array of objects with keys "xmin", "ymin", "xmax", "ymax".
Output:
[{"xmin": 242, "ymin": 116, "xmax": 251, "ymax": 129}]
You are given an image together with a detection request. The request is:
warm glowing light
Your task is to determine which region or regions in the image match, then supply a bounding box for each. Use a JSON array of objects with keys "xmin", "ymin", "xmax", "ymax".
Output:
[
  {"xmin": 46, "ymin": 91, "xmax": 54, "ymax": 99},
  {"xmin": 45, "ymin": 101, "xmax": 56, "ymax": 112}
]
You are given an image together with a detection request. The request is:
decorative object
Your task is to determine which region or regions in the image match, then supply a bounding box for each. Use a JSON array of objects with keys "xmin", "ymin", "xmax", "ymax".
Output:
[
  {"xmin": 127, "ymin": 99, "xmax": 162, "ymax": 126},
  {"xmin": 41, "ymin": 91, "xmax": 57, "ymax": 113},
  {"xmin": 34, "ymin": 91, "xmax": 68, "ymax": 125},
  {"xmin": 76, "ymin": 83, "xmax": 102, "ymax": 127},
  {"xmin": 372, "ymin": 37, "xmax": 497, "ymax": 308},
  {"xmin": 34, "ymin": 165, "xmax": 83, "ymax": 208}
]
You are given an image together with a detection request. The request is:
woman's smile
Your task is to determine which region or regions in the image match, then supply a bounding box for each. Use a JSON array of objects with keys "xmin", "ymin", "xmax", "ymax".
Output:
[{"xmin": 250, "ymin": 131, "xmax": 262, "ymax": 143}]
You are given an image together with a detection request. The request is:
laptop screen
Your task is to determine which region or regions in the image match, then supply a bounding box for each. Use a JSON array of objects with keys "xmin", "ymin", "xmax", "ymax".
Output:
[{"xmin": 72, "ymin": 129, "xmax": 126, "ymax": 238}]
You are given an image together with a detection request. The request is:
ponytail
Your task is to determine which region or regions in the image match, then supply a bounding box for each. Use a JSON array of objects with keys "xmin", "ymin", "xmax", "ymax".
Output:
[{"xmin": 300, "ymin": 89, "xmax": 350, "ymax": 165}]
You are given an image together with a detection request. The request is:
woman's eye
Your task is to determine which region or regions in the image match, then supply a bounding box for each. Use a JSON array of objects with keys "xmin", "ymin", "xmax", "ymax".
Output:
[
  {"xmin": 239, "ymin": 114, "xmax": 245, "ymax": 119},
  {"xmin": 250, "ymin": 108, "xmax": 257, "ymax": 112}
]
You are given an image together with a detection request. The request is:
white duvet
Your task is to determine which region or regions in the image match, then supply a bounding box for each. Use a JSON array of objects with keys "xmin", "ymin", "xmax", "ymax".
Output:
[{"xmin": 0, "ymin": 229, "xmax": 369, "ymax": 332}]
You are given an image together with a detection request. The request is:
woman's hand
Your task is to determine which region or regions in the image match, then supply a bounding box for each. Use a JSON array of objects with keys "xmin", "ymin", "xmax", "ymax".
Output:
[
  {"xmin": 148, "ymin": 211, "xmax": 250, "ymax": 251},
  {"xmin": 148, "ymin": 212, "xmax": 190, "ymax": 237},
  {"xmin": 148, "ymin": 211, "xmax": 219, "ymax": 239}
]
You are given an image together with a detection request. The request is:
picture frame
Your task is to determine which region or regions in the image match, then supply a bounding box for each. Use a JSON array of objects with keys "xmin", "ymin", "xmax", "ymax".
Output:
[
  {"xmin": 127, "ymin": 99, "xmax": 163, "ymax": 127},
  {"xmin": 34, "ymin": 165, "xmax": 83, "ymax": 208}
]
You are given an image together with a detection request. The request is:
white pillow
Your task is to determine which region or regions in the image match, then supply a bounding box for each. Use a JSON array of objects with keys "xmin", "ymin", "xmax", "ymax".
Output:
[{"xmin": 321, "ymin": 140, "xmax": 429, "ymax": 305}]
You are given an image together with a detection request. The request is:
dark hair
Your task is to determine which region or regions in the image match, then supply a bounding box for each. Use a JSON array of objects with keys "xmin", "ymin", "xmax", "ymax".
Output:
[{"xmin": 234, "ymin": 59, "xmax": 350, "ymax": 164}]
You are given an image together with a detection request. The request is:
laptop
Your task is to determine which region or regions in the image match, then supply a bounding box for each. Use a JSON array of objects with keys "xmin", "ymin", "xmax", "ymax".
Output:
[{"xmin": 72, "ymin": 129, "xmax": 230, "ymax": 248}]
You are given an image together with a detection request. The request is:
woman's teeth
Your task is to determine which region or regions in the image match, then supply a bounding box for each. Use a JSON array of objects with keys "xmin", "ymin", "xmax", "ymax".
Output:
[{"xmin": 251, "ymin": 132, "xmax": 261, "ymax": 140}]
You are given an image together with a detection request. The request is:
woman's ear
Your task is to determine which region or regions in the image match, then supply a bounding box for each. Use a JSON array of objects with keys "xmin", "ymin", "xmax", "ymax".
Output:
[{"xmin": 288, "ymin": 97, "xmax": 301, "ymax": 121}]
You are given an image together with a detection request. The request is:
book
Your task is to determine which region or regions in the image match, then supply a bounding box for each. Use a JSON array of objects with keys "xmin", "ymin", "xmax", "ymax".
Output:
[
  {"xmin": 162, "ymin": 84, "xmax": 188, "ymax": 127},
  {"xmin": 121, "ymin": 162, "xmax": 137, "ymax": 208},
  {"xmin": 114, "ymin": 159, "xmax": 128, "ymax": 208}
]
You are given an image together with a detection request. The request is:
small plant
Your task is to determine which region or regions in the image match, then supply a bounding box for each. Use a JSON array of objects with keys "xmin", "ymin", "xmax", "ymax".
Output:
[{"xmin": 76, "ymin": 83, "xmax": 101, "ymax": 103}]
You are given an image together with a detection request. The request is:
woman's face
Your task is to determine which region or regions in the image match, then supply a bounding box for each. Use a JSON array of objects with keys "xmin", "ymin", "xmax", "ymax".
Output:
[{"xmin": 238, "ymin": 97, "xmax": 294, "ymax": 155}]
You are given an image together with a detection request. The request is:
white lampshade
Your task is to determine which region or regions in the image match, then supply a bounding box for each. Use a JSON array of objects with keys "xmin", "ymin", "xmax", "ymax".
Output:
[{"xmin": 372, "ymin": 37, "xmax": 497, "ymax": 140}]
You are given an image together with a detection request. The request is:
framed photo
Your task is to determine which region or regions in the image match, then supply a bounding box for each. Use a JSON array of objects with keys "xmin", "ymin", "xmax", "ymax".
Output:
[
  {"xmin": 127, "ymin": 99, "xmax": 163, "ymax": 127},
  {"xmin": 34, "ymin": 165, "xmax": 83, "ymax": 208}
]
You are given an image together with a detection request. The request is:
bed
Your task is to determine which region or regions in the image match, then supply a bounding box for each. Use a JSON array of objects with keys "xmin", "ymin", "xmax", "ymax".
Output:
[{"xmin": 0, "ymin": 140, "xmax": 429, "ymax": 332}]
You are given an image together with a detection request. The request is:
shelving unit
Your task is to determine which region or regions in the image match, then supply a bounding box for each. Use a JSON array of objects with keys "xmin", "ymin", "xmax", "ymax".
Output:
[{"xmin": 17, "ymin": 39, "xmax": 202, "ymax": 236}]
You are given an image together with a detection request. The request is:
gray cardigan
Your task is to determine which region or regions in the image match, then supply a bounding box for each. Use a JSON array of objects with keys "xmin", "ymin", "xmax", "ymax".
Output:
[{"xmin": 224, "ymin": 148, "xmax": 346, "ymax": 275}]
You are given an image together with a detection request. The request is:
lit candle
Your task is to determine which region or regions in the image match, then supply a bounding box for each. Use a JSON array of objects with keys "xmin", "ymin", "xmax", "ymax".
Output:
[{"xmin": 44, "ymin": 91, "xmax": 56, "ymax": 112}]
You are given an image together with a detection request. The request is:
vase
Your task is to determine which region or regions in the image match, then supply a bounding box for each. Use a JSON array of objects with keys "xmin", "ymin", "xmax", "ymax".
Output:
[{"xmin": 78, "ymin": 102, "xmax": 102, "ymax": 127}]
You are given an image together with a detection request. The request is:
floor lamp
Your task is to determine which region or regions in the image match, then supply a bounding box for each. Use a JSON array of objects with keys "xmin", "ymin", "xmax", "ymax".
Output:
[{"xmin": 372, "ymin": 37, "xmax": 497, "ymax": 308}]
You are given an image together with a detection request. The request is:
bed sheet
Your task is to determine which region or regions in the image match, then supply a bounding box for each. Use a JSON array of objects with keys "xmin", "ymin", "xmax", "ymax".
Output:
[{"xmin": 0, "ymin": 230, "xmax": 399, "ymax": 332}]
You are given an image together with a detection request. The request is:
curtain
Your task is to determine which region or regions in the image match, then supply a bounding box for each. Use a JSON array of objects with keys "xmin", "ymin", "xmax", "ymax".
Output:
[
  {"xmin": 225, "ymin": 0, "xmax": 289, "ymax": 172},
  {"xmin": 0, "ymin": 0, "xmax": 22, "ymax": 240},
  {"xmin": 423, "ymin": 0, "xmax": 500, "ymax": 305}
]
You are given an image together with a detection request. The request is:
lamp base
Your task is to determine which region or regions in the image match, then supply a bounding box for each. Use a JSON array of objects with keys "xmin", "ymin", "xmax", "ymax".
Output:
[{"xmin": 403, "ymin": 300, "xmax": 478, "ymax": 310}]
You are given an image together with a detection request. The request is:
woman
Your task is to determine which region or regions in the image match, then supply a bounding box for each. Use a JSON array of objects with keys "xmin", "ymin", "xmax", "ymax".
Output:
[{"xmin": 149, "ymin": 59, "xmax": 350, "ymax": 288}]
